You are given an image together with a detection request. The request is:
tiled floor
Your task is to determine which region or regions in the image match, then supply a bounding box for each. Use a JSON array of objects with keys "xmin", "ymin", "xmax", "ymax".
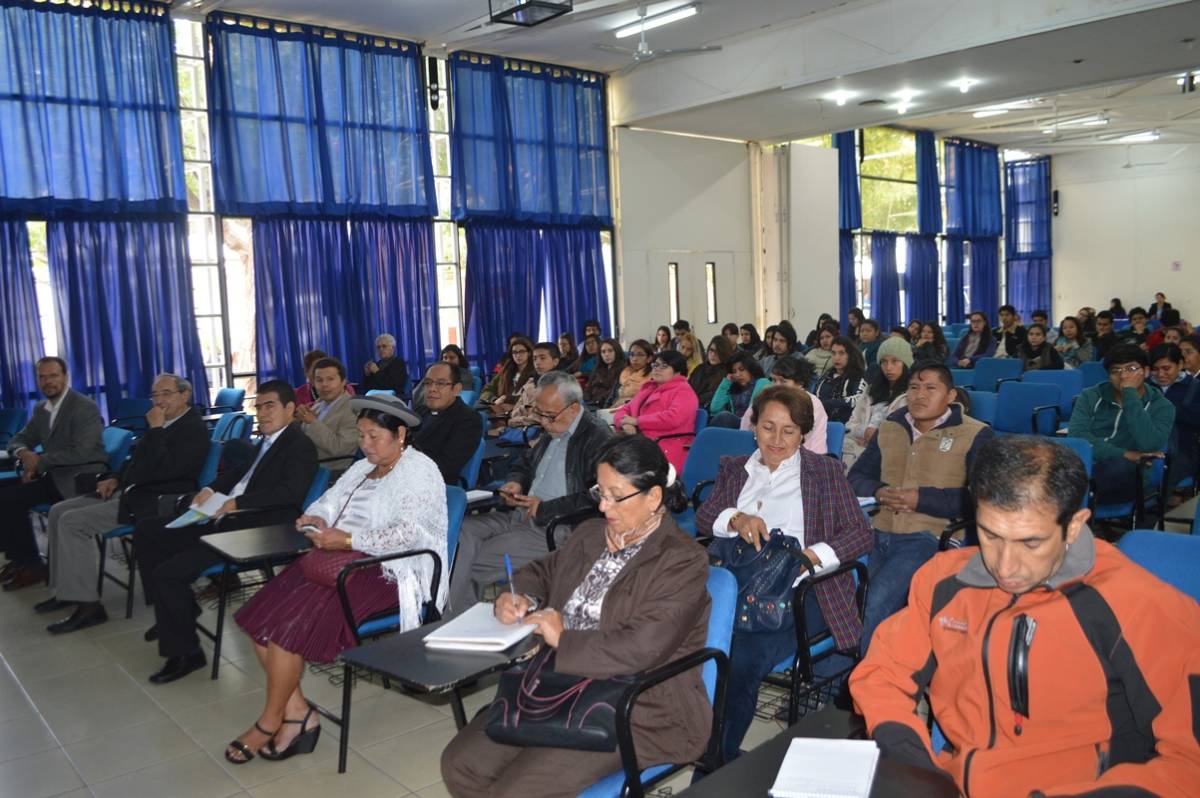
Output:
[{"xmin": 0, "ymin": 574, "xmax": 790, "ymax": 798}]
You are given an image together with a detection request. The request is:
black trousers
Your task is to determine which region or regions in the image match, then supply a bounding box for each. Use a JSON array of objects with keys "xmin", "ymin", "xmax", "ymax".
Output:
[
  {"xmin": 133, "ymin": 517, "xmax": 221, "ymax": 658},
  {"xmin": 0, "ymin": 477, "xmax": 63, "ymax": 565}
]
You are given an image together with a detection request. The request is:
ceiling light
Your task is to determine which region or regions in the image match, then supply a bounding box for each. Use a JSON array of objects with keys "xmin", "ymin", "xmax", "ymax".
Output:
[
  {"xmin": 826, "ymin": 90, "xmax": 856, "ymax": 106},
  {"xmin": 1004, "ymin": 149, "xmax": 1035, "ymax": 160},
  {"xmin": 952, "ymin": 78, "xmax": 979, "ymax": 93},
  {"xmin": 1117, "ymin": 130, "xmax": 1160, "ymax": 143},
  {"xmin": 972, "ymin": 109, "xmax": 1008, "ymax": 118},
  {"xmin": 615, "ymin": 3, "xmax": 699, "ymax": 39},
  {"xmin": 490, "ymin": 0, "xmax": 573, "ymax": 27},
  {"xmin": 1054, "ymin": 114, "xmax": 1107, "ymax": 128},
  {"xmin": 892, "ymin": 88, "xmax": 919, "ymax": 102}
]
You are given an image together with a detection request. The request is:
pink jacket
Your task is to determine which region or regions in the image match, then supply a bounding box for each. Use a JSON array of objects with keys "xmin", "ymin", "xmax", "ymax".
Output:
[{"xmin": 613, "ymin": 375, "xmax": 699, "ymax": 472}]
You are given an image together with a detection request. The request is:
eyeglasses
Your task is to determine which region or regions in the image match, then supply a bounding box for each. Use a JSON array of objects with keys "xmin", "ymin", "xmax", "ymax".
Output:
[
  {"xmin": 650, "ymin": 361, "xmax": 672, "ymax": 371},
  {"xmin": 149, "ymin": 390, "xmax": 183, "ymax": 399},
  {"xmin": 589, "ymin": 485, "xmax": 647, "ymax": 505},
  {"xmin": 531, "ymin": 401, "xmax": 578, "ymax": 422},
  {"xmin": 420, "ymin": 378, "xmax": 454, "ymax": 389},
  {"xmin": 1108, "ymin": 364, "xmax": 1144, "ymax": 376},
  {"xmin": 511, "ymin": 348, "xmax": 529, "ymax": 355}
]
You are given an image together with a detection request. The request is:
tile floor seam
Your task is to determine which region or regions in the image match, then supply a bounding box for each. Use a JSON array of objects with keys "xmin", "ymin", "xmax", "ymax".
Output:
[{"xmin": 82, "ymin": 746, "xmax": 204, "ymax": 789}]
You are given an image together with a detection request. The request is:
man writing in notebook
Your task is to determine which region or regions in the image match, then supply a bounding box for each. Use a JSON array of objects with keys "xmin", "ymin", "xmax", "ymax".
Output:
[{"xmin": 850, "ymin": 436, "xmax": 1200, "ymax": 798}]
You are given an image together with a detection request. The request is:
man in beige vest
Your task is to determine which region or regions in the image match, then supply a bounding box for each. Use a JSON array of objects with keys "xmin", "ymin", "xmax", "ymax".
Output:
[{"xmin": 849, "ymin": 363, "xmax": 992, "ymax": 653}]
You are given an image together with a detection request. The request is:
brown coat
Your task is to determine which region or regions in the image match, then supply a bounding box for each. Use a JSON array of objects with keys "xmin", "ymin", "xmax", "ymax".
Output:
[{"xmin": 513, "ymin": 515, "xmax": 712, "ymax": 766}]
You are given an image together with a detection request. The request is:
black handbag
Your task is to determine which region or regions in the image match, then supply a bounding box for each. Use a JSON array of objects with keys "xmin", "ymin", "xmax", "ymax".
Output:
[
  {"xmin": 708, "ymin": 528, "xmax": 815, "ymax": 634},
  {"xmin": 484, "ymin": 646, "xmax": 636, "ymax": 752}
]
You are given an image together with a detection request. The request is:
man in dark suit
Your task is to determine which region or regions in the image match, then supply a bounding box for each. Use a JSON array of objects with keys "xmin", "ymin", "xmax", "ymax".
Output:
[
  {"xmin": 412, "ymin": 362, "xmax": 484, "ymax": 484},
  {"xmin": 362, "ymin": 333, "xmax": 408, "ymax": 396},
  {"xmin": 38, "ymin": 373, "xmax": 210, "ymax": 633},
  {"xmin": 1, "ymin": 357, "xmax": 106, "ymax": 589},
  {"xmin": 134, "ymin": 380, "xmax": 318, "ymax": 684}
]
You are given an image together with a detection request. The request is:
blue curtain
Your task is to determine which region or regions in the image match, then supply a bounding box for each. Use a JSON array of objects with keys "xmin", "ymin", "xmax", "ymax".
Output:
[
  {"xmin": 833, "ymin": 131, "xmax": 861, "ymax": 231},
  {"xmin": 838, "ymin": 230, "xmax": 855, "ymax": 333},
  {"xmin": 943, "ymin": 235, "xmax": 966, "ymax": 324},
  {"xmin": 944, "ymin": 139, "xmax": 1002, "ymax": 237},
  {"xmin": 869, "ymin": 232, "xmax": 899, "ymax": 331},
  {"xmin": 904, "ymin": 234, "xmax": 939, "ymax": 323},
  {"xmin": 0, "ymin": 2, "xmax": 186, "ymax": 216},
  {"xmin": 450, "ymin": 52, "xmax": 611, "ymax": 226},
  {"xmin": 47, "ymin": 217, "xmax": 210, "ymax": 414},
  {"xmin": 543, "ymin": 227, "xmax": 609, "ymax": 340},
  {"xmin": 207, "ymin": 11, "xmax": 435, "ymax": 219},
  {"xmin": 464, "ymin": 224, "xmax": 545, "ymax": 371},
  {"xmin": 969, "ymin": 238, "xmax": 1000, "ymax": 322},
  {"xmin": 0, "ymin": 218, "xmax": 42, "ymax": 407},
  {"xmin": 1004, "ymin": 157, "xmax": 1053, "ymax": 322},
  {"xmin": 915, "ymin": 131, "xmax": 942, "ymax": 235}
]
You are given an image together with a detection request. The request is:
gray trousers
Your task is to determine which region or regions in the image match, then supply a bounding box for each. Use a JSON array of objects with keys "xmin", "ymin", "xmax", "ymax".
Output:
[
  {"xmin": 47, "ymin": 495, "xmax": 119, "ymax": 603},
  {"xmin": 448, "ymin": 510, "xmax": 561, "ymax": 614}
]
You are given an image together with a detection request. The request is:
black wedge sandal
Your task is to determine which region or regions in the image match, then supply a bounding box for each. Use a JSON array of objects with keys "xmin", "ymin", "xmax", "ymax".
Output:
[
  {"xmin": 225, "ymin": 722, "xmax": 277, "ymax": 764},
  {"xmin": 259, "ymin": 707, "xmax": 320, "ymax": 761}
]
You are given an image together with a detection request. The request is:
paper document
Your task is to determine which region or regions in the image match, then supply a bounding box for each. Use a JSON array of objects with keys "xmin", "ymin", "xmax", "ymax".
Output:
[
  {"xmin": 465, "ymin": 489, "xmax": 496, "ymax": 503},
  {"xmin": 768, "ymin": 738, "xmax": 880, "ymax": 798},
  {"xmin": 165, "ymin": 492, "xmax": 230, "ymax": 529},
  {"xmin": 857, "ymin": 497, "xmax": 877, "ymax": 507},
  {"xmin": 424, "ymin": 602, "xmax": 537, "ymax": 652}
]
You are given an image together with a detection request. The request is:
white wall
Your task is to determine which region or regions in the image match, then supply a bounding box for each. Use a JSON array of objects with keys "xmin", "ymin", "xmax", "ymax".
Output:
[
  {"xmin": 1052, "ymin": 144, "xmax": 1200, "ymax": 320},
  {"xmin": 786, "ymin": 145, "xmax": 839, "ymax": 331},
  {"xmin": 614, "ymin": 128, "xmax": 755, "ymax": 345}
]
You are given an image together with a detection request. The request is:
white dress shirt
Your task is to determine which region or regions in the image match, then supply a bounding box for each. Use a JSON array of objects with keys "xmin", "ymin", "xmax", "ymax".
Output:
[
  {"xmin": 711, "ymin": 449, "xmax": 839, "ymax": 574},
  {"xmin": 229, "ymin": 427, "xmax": 284, "ymax": 499}
]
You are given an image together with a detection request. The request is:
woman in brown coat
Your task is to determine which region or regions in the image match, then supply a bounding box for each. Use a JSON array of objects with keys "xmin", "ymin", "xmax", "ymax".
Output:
[{"xmin": 441, "ymin": 436, "xmax": 712, "ymax": 798}]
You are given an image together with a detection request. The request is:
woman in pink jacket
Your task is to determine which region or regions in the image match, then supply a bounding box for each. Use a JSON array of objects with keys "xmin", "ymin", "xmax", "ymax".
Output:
[{"xmin": 612, "ymin": 349, "xmax": 699, "ymax": 472}]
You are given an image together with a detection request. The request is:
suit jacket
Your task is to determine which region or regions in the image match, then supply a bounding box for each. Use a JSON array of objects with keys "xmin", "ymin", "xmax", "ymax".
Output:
[
  {"xmin": 209, "ymin": 423, "xmax": 318, "ymax": 520},
  {"xmin": 7, "ymin": 389, "xmax": 106, "ymax": 497},
  {"xmin": 509, "ymin": 409, "xmax": 613, "ymax": 526},
  {"xmin": 120, "ymin": 407, "xmax": 210, "ymax": 519},
  {"xmin": 363, "ymin": 356, "xmax": 408, "ymax": 396},
  {"xmin": 413, "ymin": 398, "xmax": 484, "ymax": 484},
  {"xmin": 695, "ymin": 448, "xmax": 874, "ymax": 650},
  {"xmin": 302, "ymin": 394, "xmax": 359, "ymax": 469},
  {"xmin": 513, "ymin": 516, "xmax": 712, "ymax": 766}
]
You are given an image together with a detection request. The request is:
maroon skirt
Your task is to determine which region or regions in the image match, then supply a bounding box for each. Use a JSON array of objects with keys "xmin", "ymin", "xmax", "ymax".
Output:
[{"xmin": 233, "ymin": 557, "xmax": 397, "ymax": 663}]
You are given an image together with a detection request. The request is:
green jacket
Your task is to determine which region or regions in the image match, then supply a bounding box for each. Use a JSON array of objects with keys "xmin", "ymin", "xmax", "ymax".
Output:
[
  {"xmin": 1068, "ymin": 381, "xmax": 1175, "ymax": 461},
  {"xmin": 709, "ymin": 377, "xmax": 770, "ymax": 415}
]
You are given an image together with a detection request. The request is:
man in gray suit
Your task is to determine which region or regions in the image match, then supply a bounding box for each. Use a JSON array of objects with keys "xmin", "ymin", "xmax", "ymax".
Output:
[
  {"xmin": 1, "ymin": 357, "xmax": 105, "ymax": 590},
  {"xmin": 294, "ymin": 356, "xmax": 358, "ymax": 473}
]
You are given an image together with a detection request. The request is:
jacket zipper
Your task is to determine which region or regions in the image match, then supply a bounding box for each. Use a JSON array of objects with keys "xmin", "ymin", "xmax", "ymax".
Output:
[{"xmin": 962, "ymin": 594, "xmax": 1018, "ymax": 798}]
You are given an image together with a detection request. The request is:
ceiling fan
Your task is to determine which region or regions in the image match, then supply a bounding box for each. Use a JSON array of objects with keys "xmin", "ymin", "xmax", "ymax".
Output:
[{"xmin": 593, "ymin": 4, "xmax": 721, "ymax": 75}]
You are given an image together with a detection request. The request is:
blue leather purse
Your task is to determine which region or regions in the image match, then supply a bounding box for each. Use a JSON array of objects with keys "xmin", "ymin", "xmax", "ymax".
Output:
[{"xmin": 708, "ymin": 528, "xmax": 815, "ymax": 633}]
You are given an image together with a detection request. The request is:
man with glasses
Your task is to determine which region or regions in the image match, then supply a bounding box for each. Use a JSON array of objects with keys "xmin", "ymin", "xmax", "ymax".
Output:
[
  {"xmin": 448, "ymin": 372, "xmax": 612, "ymax": 613},
  {"xmin": 295, "ymin": 356, "xmax": 358, "ymax": 474},
  {"xmin": 133, "ymin": 380, "xmax": 317, "ymax": 684},
  {"xmin": 1068, "ymin": 343, "xmax": 1175, "ymax": 507},
  {"xmin": 35, "ymin": 374, "xmax": 210, "ymax": 633},
  {"xmin": 412, "ymin": 362, "xmax": 484, "ymax": 484}
]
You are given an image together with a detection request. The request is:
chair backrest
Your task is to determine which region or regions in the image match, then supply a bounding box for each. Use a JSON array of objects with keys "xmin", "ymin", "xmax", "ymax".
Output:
[
  {"xmin": 702, "ymin": 567, "xmax": 737, "ymax": 701},
  {"xmin": 459, "ymin": 438, "xmax": 486, "ymax": 489},
  {"xmin": 101, "ymin": 427, "xmax": 135, "ymax": 472},
  {"xmin": 365, "ymin": 389, "xmax": 396, "ymax": 397},
  {"xmin": 0, "ymin": 407, "xmax": 26, "ymax": 447},
  {"xmin": 1117, "ymin": 530, "xmax": 1200, "ymax": 602},
  {"xmin": 965, "ymin": 390, "xmax": 997, "ymax": 426},
  {"xmin": 211, "ymin": 412, "xmax": 252, "ymax": 442},
  {"xmin": 302, "ymin": 467, "xmax": 331, "ymax": 511},
  {"xmin": 1052, "ymin": 437, "xmax": 1094, "ymax": 478},
  {"xmin": 211, "ymin": 387, "xmax": 245, "ymax": 412},
  {"xmin": 695, "ymin": 408, "xmax": 709, "ymax": 433},
  {"xmin": 972, "ymin": 358, "xmax": 1024, "ymax": 391},
  {"xmin": 825, "ymin": 422, "xmax": 845, "ymax": 459},
  {"xmin": 995, "ymin": 381, "xmax": 1061, "ymax": 435},
  {"xmin": 1078, "ymin": 361, "xmax": 1107, "ymax": 388},
  {"xmin": 197, "ymin": 440, "xmax": 222, "ymax": 486},
  {"xmin": 445, "ymin": 485, "xmax": 467, "ymax": 572},
  {"xmin": 1022, "ymin": 369, "xmax": 1083, "ymax": 418},
  {"xmin": 109, "ymin": 397, "xmax": 152, "ymax": 426},
  {"xmin": 949, "ymin": 368, "xmax": 975, "ymax": 388},
  {"xmin": 681, "ymin": 428, "xmax": 757, "ymax": 493},
  {"xmin": 458, "ymin": 390, "xmax": 478, "ymax": 407}
]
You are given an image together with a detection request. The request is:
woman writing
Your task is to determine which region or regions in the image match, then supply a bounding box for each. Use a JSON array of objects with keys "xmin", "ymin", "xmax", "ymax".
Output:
[
  {"xmin": 441, "ymin": 437, "xmax": 712, "ymax": 798},
  {"xmin": 612, "ymin": 350, "xmax": 699, "ymax": 472},
  {"xmin": 690, "ymin": 335, "xmax": 735, "ymax": 408},
  {"xmin": 696, "ymin": 386, "xmax": 872, "ymax": 758},
  {"xmin": 226, "ymin": 395, "xmax": 447, "ymax": 764}
]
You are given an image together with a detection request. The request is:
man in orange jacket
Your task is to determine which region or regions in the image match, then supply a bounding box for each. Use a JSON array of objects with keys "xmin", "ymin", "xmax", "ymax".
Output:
[{"xmin": 850, "ymin": 436, "xmax": 1200, "ymax": 798}]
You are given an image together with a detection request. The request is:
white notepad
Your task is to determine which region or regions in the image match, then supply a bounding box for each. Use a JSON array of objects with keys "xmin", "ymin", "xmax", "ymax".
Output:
[
  {"xmin": 768, "ymin": 738, "xmax": 880, "ymax": 798},
  {"xmin": 165, "ymin": 492, "xmax": 231, "ymax": 528},
  {"xmin": 424, "ymin": 602, "xmax": 538, "ymax": 652}
]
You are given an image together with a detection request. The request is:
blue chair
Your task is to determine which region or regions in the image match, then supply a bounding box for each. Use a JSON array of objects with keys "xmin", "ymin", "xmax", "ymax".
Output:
[
  {"xmin": 965, "ymin": 390, "xmax": 997, "ymax": 426},
  {"xmin": 0, "ymin": 407, "xmax": 26, "ymax": 449},
  {"xmin": 458, "ymin": 438, "xmax": 486, "ymax": 490},
  {"xmin": 102, "ymin": 426, "xmax": 136, "ymax": 473},
  {"xmin": 965, "ymin": 358, "xmax": 1023, "ymax": 391},
  {"xmin": 211, "ymin": 412, "xmax": 252, "ymax": 442},
  {"xmin": 1056, "ymin": 437, "xmax": 1163, "ymax": 526},
  {"xmin": 207, "ymin": 387, "xmax": 245, "ymax": 414},
  {"xmin": 365, "ymin": 389, "xmax": 396, "ymax": 398},
  {"xmin": 674, "ymin": 428, "xmax": 757, "ymax": 536},
  {"xmin": 650, "ymin": 409, "xmax": 708, "ymax": 452},
  {"xmin": 825, "ymin": 421, "xmax": 845, "ymax": 460},
  {"xmin": 1022, "ymin": 369, "xmax": 1084, "ymax": 422},
  {"xmin": 575, "ymin": 567, "xmax": 735, "ymax": 798},
  {"xmin": 1117, "ymin": 530, "xmax": 1200, "ymax": 602},
  {"xmin": 949, "ymin": 368, "xmax": 975, "ymax": 388},
  {"xmin": 993, "ymin": 382, "xmax": 1061, "ymax": 436},
  {"xmin": 109, "ymin": 397, "xmax": 153, "ymax": 435},
  {"xmin": 1078, "ymin": 361, "xmax": 1107, "ymax": 388},
  {"xmin": 458, "ymin": 390, "xmax": 478, "ymax": 407}
]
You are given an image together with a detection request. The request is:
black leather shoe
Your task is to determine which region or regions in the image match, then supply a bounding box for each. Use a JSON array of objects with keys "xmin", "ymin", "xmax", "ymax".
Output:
[
  {"xmin": 143, "ymin": 625, "xmax": 158, "ymax": 642},
  {"xmin": 47, "ymin": 604, "xmax": 108, "ymax": 635},
  {"xmin": 149, "ymin": 651, "xmax": 207, "ymax": 685},
  {"xmin": 34, "ymin": 596, "xmax": 75, "ymax": 614}
]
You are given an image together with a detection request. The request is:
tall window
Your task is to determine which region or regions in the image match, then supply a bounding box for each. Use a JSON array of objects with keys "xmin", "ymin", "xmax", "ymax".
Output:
[
  {"xmin": 429, "ymin": 58, "xmax": 465, "ymax": 348},
  {"xmin": 859, "ymin": 128, "xmax": 917, "ymax": 233}
]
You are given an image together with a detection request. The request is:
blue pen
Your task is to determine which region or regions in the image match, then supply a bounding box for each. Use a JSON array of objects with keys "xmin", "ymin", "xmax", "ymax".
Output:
[{"xmin": 504, "ymin": 553, "xmax": 515, "ymax": 600}]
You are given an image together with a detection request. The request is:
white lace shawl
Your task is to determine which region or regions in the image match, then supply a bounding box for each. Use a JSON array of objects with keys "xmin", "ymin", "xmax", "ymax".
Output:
[{"xmin": 305, "ymin": 451, "xmax": 448, "ymax": 631}]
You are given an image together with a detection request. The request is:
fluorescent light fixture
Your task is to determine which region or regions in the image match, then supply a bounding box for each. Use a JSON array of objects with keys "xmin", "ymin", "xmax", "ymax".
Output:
[
  {"xmin": 826, "ymin": 90, "xmax": 856, "ymax": 106},
  {"xmin": 615, "ymin": 3, "xmax": 698, "ymax": 39},
  {"xmin": 1117, "ymin": 130, "xmax": 1160, "ymax": 143},
  {"xmin": 972, "ymin": 109, "xmax": 1009, "ymax": 118},
  {"xmin": 1004, "ymin": 149, "xmax": 1035, "ymax": 160},
  {"xmin": 892, "ymin": 88, "xmax": 918, "ymax": 114},
  {"xmin": 952, "ymin": 78, "xmax": 979, "ymax": 93},
  {"xmin": 1059, "ymin": 115, "xmax": 1107, "ymax": 128},
  {"xmin": 1041, "ymin": 128, "xmax": 1055, "ymax": 134}
]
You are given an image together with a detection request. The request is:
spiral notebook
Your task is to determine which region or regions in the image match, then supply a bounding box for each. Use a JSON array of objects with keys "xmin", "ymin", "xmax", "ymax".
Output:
[
  {"xmin": 768, "ymin": 738, "xmax": 879, "ymax": 798},
  {"xmin": 424, "ymin": 602, "xmax": 537, "ymax": 652}
]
